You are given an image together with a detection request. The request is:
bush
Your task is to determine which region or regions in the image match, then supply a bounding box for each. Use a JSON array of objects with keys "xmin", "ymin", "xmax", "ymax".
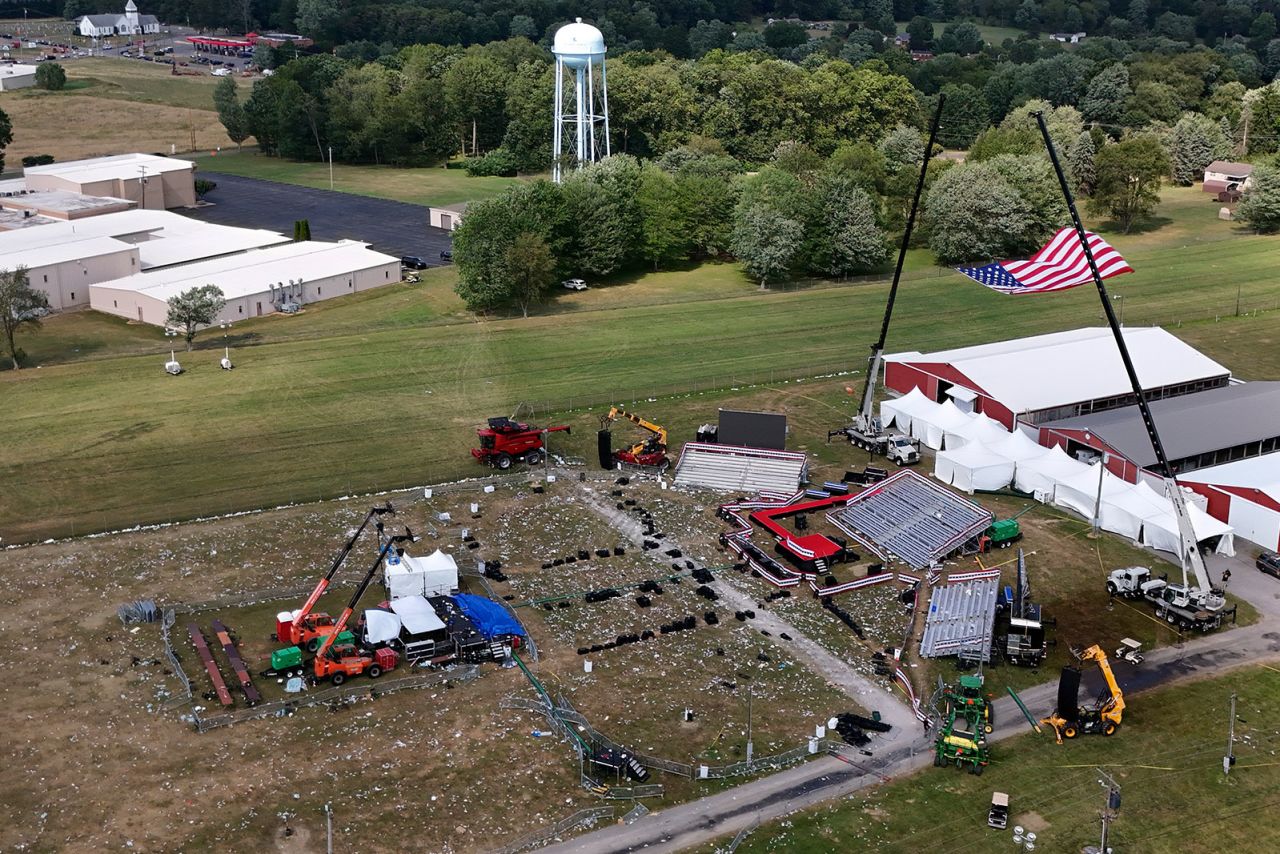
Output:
[
  {"xmin": 21, "ymin": 154, "xmax": 54, "ymax": 167},
  {"xmin": 34, "ymin": 62, "xmax": 66, "ymax": 91},
  {"xmin": 465, "ymin": 149, "xmax": 520, "ymax": 177}
]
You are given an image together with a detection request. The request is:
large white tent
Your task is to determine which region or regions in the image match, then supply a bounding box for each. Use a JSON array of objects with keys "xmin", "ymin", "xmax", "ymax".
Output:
[
  {"xmin": 1013, "ymin": 444, "xmax": 1091, "ymax": 498},
  {"xmin": 1053, "ymin": 462, "xmax": 1134, "ymax": 522},
  {"xmin": 880, "ymin": 386, "xmax": 936, "ymax": 435},
  {"xmin": 987, "ymin": 429, "xmax": 1053, "ymax": 464},
  {"xmin": 934, "ymin": 442, "xmax": 1016, "ymax": 493},
  {"xmin": 1137, "ymin": 483, "xmax": 1236, "ymax": 556},
  {"xmin": 385, "ymin": 549, "xmax": 458, "ymax": 599},
  {"xmin": 943, "ymin": 412, "xmax": 1011, "ymax": 449},
  {"xmin": 913, "ymin": 399, "xmax": 974, "ymax": 450}
]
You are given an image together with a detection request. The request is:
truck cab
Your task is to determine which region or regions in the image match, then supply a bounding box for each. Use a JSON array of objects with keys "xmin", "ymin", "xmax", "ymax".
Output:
[{"xmin": 886, "ymin": 434, "xmax": 920, "ymax": 465}]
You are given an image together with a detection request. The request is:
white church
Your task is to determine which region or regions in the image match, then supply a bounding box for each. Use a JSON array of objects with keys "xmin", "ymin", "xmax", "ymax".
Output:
[{"xmin": 77, "ymin": 1, "xmax": 161, "ymax": 38}]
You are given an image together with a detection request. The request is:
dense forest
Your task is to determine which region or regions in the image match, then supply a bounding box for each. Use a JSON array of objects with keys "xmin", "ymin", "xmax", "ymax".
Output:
[{"xmin": 190, "ymin": 0, "xmax": 1280, "ymax": 310}]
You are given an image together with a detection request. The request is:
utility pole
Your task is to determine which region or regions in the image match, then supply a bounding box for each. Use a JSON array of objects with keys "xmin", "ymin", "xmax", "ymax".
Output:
[
  {"xmin": 328, "ymin": 146, "xmax": 334, "ymax": 190},
  {"xmin": 324, "ymin": 803, "xmax": 333, "ymax": 854},
  {"xmin": 1097, "ymin": 768, "xmax": 1120, "ymax": 854},
  {"xmin": 736, "ymin": 670, "xmax": 755, "ymax": 762},
  {"xmin": 1225, "ymin": 692, "xmax": 1237, "ymax": 775}
]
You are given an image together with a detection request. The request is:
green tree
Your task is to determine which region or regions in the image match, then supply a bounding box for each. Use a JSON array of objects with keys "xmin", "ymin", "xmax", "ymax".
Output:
[
  {"xmin": 0, "ymin": 266, "xmax": 48, "ymax": 370},
  {"xmin": 292, "ymin": 219, "xmax": 311, "ymax": 240},
  {"xmin": 295, "ymin": 0, "xmax": 341, "ymax": 42},
  {"xmin": 1236, "ymin": 165, "xmax": 1280, "ymax": 233},
  {"xmin": 969, "ymin": 126, "xmax": 1041, "ymax": 160},
  {"xmin": 984, "ymin": 154, "xmax": 1069, "ymax": 251},
  {"xmin": 937, "ymin": 22, "xmax": 983, "ymax": 55},
  {"xmin": 442, "ymin": 50, "xmax": 510, "ymax": 156},
  {"xmin": 1169, "ymin": 113, "xmax": 1230, "ymax": 185},
  {"xmin": 1068, "ymin": 130, "xmax": 1097, "ymax": 194},
  {"xmin": 764, "ymin": 21, "xmax": 808, "ymax": 52},
  {"xmin": 672, "ymin": 168, "xmax": 739, "ymax": 259},
  {"xmin": 879, "ymin": 124, "xmax": 925, "ymax": 172},
  {"xmin": 34, "ymin": 62, "xmax": 66, "ymax": 91},
  {"xmin": 1081, "ymin": 63, "xmax": 1130, "ymax": 126},
  {"xmin": 509, "ymin": 15, "xmax": 537, "ymax": 39},
  {"xmin": 907, "ymin": 16, "xmax": 933, "ymax": 50},
  {"xmin": 212, "ymin": 76, "xmax": 250, "ymax": 151},
  {"xmin": 636, "ymin": 163, "xmax": 688, "ymax": 269},
  {"xmin": 166, "ymin": 285, "xmax": 226, "ymax": 351},
  {"xmin": 731, "ymin": 205, "xmax": 803, "ymax": 289},
  {"xmin": 938, "ymin": 83, "xmax": 990, "ymax": 148},
  {"xmin": 562, "ymin": 155, "xmax": 643, "ymax": 277},
  {"xmin": 0, "ymin": 106, "xmax": 13, "ymax": 173},
  {"xmin": 1088, "ymin": 136, "xmax": 1170, "ymax": 233},
  {"xmin": 505, "ymin": 231, "xmax": 555, "ymax": 318},
  {"xmin": 926, "ymin": 162, "xmax": 1035, "ymax": 264},
  {"xmin": 1015, "ymin": 0, "xmax": 1042, "ymax": 32},
  {"xmin": 194, "ymin": 178, "xmax": 216, "ymax": 200},
  {"xmin": 811, "ymin": 175, "xmax": 888, "ymax": 277}
]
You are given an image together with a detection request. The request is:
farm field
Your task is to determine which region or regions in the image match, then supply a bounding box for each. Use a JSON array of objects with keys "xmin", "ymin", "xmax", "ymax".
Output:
[
  {"xmin": 3, "ymin": 188, "xmax": 1279, "ymax": 542},
  {"xmin": 726, "ymin": 666, "xmax": 1280, "ymax": 854}
]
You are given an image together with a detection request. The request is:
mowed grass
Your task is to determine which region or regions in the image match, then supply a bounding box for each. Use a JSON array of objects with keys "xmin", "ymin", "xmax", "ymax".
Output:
[
  {"xmin": 2, "ymin": 187, "xmax": 1278, "ymax": 542},
  {"xmin": 191, "ymin": 148, "xmax": 526, "ymax": 206},
  {"xmin": 730, "ymin": 667, "xmax": 1280, "ymax": 854}
]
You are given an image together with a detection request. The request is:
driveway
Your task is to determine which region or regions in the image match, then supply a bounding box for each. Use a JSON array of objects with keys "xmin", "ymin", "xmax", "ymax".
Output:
[{"xmin": 186, "ymin": 172, "xmax": 453, "ymax": 265}]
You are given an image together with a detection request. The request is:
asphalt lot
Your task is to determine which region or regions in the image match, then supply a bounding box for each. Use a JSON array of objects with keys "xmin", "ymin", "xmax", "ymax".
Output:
[{"xmin": 187, "ymin": 172, "xmax": 453, "ymax": 264}]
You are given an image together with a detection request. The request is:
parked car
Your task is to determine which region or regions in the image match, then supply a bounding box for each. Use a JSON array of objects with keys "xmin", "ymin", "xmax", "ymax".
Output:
[
  {"xmin": 439, "ymin": 249, "xmax": 453, "ymax": 261},
  {"xmin": 211, "ymin": 67, "xmax": 232, "ymax": 76},
  {"xmin": 1259, "ymin": 551, "xmax": 1280, "ymax": 579},
  {"xmin": 561, "ymin": 278, "xmax": 588, "ymax": 291},
  {"xmin": 400, "ymin": 255, "xmax": 429, "ymax": 270}
]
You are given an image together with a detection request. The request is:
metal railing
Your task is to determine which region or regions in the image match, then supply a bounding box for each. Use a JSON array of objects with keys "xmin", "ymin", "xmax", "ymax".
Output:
[{"xmin": 494, "ymin": 806, "xmax": 616, "ymax": 854}]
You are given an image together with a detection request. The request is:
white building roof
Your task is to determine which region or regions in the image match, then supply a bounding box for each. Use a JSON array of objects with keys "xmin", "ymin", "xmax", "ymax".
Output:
[
  {"xmin": 0, "ymin": 64, "xmax": 37, "ymax": 79},
  {"xmin": 1183, "ymin": 451, "xmax": 1280, "ymax": 494},
  {"xmin": 24, "ymin": 153, "xmax": 195, "ymax": 184},
  {"xmin": 0, "ymin": 209, "xmax": 286, "ymax": 270},
  {"xmin": 4, "ymin": 236, "xmax": 131, "ymax": 268},
  {"xmin": 885, "ymin": 327, "xmax": 1229, "ymax": 414},
  {"xmin": 96, "ymin": 239, "xmax": 399, "ymax": 301}
]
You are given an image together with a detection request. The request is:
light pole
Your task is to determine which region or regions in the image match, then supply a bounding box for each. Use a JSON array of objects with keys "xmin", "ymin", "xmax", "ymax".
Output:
[
  {"xmin": 137, "ymin": 165, "xmax": 148, "ymax": 208},
  {"xmin": 328, "ymin": 146, "xmax": 334, "ymax": 190},
  {"xmin": 736, "ymin": 670, "xmax": 755, "ymax": 762}
]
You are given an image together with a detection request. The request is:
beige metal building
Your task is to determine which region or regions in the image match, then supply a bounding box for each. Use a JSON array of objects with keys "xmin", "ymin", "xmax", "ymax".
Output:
[
  {"xmin": 428, "ymin": 202, "xmax": 467, "ymax": 231},
  {"xmin": 0, "ymin": 209, "xmax": 287, "ymax": 310},
  {"xmin": 90, "ymin": 240, "xmax": 401, "ymax": 326},
  {"xmin": 0, "ymin": 64, "xmax": 37, "ymax": 90},
  {"xmin": 25, "ymin": 153, "xmax": 197, "ymax": 210}
]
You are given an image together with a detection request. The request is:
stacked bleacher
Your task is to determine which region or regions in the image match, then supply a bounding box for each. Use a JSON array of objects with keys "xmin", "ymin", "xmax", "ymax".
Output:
[{"xmin": 672, "ymin": 442, "xmax": 808, "ymax": 494}]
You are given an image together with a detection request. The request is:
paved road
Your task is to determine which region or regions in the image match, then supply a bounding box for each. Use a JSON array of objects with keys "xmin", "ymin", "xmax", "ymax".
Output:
[
  {"xmin": 542, "ymin": 546, "xmax": 1280, "ymax": 853},
  {"xmin": 187, "ymin": 172, "xmax": 454, "ymax": 264}
]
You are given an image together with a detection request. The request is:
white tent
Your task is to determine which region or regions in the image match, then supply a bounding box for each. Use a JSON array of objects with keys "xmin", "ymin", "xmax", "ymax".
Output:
[
  {"xmin": 385, "ymin": 549, "xmax": 459, "ymax": 599},
  {"xmin": 1053, "ymin": 462, "xmax": 1134, "ymax": 522},
  {"xmin": 389, "ymin": 595, "xmax": 446, "ymax": 635},
  {"xmin": 913, "ymin": 399, "xmax": 973, "ymax": 450},
  {"xmin": 943, "ymin": 412, "xmax": 1011, "ymax": 449},
  {"xmin": 934, "ymin": 442, "xmax": 1016, "ymax": 493},
  {"xmin": 1013, "ymin": 444, "xmax": 1091, "ymax": 499},
  {"xmin": 880, "ymin": 386, "xmax": 936, "ymax": 435},
  {"xmin": 363, "ymin": 608, "xmax": 401, "ymax": 645},
  {"xmin": 1136, "ymin": 482, "xmax": 1236, "ymax": 556},
  {"xmin": 987, "ymin": 429, "xmax": 1052, "ymax": 463}
]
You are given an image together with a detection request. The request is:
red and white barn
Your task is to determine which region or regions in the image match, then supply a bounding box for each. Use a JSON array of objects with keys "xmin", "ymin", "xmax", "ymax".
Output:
[
  {"xmin": 883, "ymin": 327, "xmax": 1230, "ymax": 432},
  {"xmin": 1182, "ymin": 453, "xmax": 1280, "ymax": 551}
]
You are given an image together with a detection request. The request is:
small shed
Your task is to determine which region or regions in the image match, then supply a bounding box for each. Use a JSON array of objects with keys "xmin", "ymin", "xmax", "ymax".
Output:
[
  {"xmin": 1203, "ymin": 161, "xmax": 1253, "ymax": 195},
  {"xmin": 429, "ymin": 202, "xmax": 468, "ymax": 231}
]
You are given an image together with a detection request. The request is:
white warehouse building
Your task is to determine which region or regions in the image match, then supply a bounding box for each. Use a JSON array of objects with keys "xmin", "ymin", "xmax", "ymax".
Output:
[{"xmin": 90, "ymin": 240, "xmax": 401, "ymax": 326}]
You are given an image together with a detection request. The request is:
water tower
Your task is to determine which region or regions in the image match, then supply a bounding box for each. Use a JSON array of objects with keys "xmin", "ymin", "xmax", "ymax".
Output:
[{"xmin": 552, "ymin": 18, "xmax": 610, "ymax": 182}]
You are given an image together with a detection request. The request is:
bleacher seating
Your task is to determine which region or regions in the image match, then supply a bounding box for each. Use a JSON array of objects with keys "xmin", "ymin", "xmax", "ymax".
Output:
[{"xmin": 672, "ymin": 442, "xmax": 807, "ymax": 494}]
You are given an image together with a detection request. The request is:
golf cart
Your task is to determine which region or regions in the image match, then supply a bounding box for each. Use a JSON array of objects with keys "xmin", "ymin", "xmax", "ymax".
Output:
[
  {"xmin": 1115, "ymin": 637, "xmax": 1144, "ymax": 665},
  {"xmin": 988, "ymin": 791, "xmax": 1009, "ymax": 829}
]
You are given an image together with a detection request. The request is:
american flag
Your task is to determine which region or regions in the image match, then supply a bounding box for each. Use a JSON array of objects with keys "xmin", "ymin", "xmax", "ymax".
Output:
[{"xmin": 956, "ymin": 228, "xmax": 1133, "ymax": 295}]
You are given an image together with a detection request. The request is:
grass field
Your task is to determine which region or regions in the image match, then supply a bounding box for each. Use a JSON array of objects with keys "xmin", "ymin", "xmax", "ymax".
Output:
[
  {"xmin": 728, "ymin": 666, "xmax": 1280, "ymax": 853},
  {"xmin": 2, "ymin": 188, "xmax": 1278, "ymax": 542},
  {"xmin": 191, "ymin": 148, "xmax": 526, "ymax": 207},
  {"xmin": 1, "ymin": 57, "xmax": 248, "ymax": 163}
]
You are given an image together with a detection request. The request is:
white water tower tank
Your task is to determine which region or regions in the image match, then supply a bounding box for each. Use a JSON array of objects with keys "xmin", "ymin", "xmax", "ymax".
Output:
[{"xmin": 551, "ymin": 17, "xmax": 610, "ymax": 182}]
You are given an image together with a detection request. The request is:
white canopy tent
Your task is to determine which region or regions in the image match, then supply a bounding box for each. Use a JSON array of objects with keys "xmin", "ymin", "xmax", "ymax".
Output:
[
  {"xmin": 934, "ymin": 442, "xmax": 1016, "ymax": 493},
  {"xmin": 1053, "ymin": 463, "xmax": 1136, "ymax": 523},
  {"xmin": 943, "ymin": 412, "xmax": 1011, "ymax": 449},
  {"xmin": 385, "ymin": 549, "xmax": 459, "ymax": 599},
  {"xmin": 913, "ymin": 399, "xmax": 974, "ymax": 450},
  {"xmin": 1136, "ymin": 482, "xmax": 1236, "ymax": 556},
  {"xmin": 363, "ymin": 608, "xmax": 402, "ymax": 645},
  {"xmin": 880, "ymin": 386, "xmax": 937, "ymax": 435},
  {"xmin": 1013, "ymin": 444, "xmax": 1091, "ymax": 499},
  {"xmin": 987, "ymin": 429, "xmax": 1053, "ymax": 464},
  {"xmin": 389, "ymin": 595, "xmax": 446, "ymax": 634}
]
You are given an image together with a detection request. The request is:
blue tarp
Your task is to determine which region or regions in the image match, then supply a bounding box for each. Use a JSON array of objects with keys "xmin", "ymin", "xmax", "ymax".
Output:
[{"xmin": 453, "ymin": 593, "xmax": 526, "ymax": 639}]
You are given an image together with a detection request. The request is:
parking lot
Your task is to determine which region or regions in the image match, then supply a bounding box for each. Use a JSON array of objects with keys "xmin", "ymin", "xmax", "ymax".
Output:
[{"xmin": 187, "ymin": 172, "xmax": 453, "ymax": 264}]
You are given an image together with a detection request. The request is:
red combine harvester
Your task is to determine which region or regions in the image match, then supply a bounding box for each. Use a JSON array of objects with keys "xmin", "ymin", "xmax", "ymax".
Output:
[
  {"xmin": 471, "ymin": 417, "xmax": 570, "ymax": 470},
  {"xmin": 276, "ymin": 503, "xmax": 395, "ymax": 650},
  {"xmin": 313, "ymin": 530, "xmax": 416, "ymax": 685}
]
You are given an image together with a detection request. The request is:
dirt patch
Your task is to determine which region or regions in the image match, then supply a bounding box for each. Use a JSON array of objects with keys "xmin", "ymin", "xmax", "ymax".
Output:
[{"xmin": 1016, "ymin": 810, "xmax": 1050, "ymax": 832}]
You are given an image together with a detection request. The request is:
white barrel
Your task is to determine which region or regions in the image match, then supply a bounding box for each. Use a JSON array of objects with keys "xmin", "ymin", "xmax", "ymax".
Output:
[{"xmin": 583, "ymin": 660, "xmax": 593, "ymax": 673}]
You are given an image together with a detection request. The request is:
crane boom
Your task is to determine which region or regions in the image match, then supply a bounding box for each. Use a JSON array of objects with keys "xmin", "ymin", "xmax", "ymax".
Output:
[
  {"xmin": 314, "ymin": 530, "xmax": 415, "ymax": 662},
  {"xmin": 292, "ymin": 503, "xmax": 394, "ymax": 635},
  {"xmin": 855, "ymin": 94, "xmax": 946, "ymax": 431},
  {"xmin": 604, "ymin": 406, "xmax": 667, "ymax": 453},
  {"xmin": 1034, "ymin": 114, "xmax": 1223, "ymax": 614}
]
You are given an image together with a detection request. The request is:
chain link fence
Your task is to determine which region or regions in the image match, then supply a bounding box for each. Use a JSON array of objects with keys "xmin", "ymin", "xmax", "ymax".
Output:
[
  {"xmin": 159, "ymin": 608, "xmax": 193, "ymax": 710},
  {"xmin": 493, "ymin": 806, "xmax": 616, "ymax": 854}
]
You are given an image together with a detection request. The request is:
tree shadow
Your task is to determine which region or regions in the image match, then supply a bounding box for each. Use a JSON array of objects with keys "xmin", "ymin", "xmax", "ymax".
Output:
[
  {"xmin": 1095, "ymin": 215, "xmax": 1174, "ymax": 235},
  {"xmin": 193, "ymin": 331, "xmax": 263, "ymax": 350}
]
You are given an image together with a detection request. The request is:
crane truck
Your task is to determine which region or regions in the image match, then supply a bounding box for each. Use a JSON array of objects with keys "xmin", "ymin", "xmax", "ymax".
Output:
[
  {"xmin": 1040, "ymin": 644, "xmax": 1125, "ymax": 743},
  {"xmin": 1026, "ymin": 112, "xmax": 1230, "ymax": 634},
  {"xmin": 276, "ymin": 503, "xmax": 396, "ymax": 652},
  {"xmin": 598, "ymin": 407, "xmax": 669, "ymax": 471},
  {"xmin": 313, "ymin": 529, "xmax": 416, "ymax": 685},
  {"xmin": 827, "ymin": 98, "xmax": 943, "ymax": 466}
]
